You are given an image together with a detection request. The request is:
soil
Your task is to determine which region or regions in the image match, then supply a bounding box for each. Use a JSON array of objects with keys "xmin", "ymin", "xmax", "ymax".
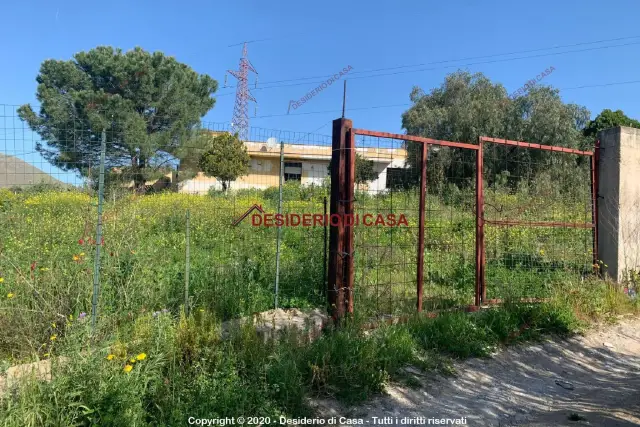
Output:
[{"xmin": 312, "ymin": 316, "xmax": 640, "ymax": 427}]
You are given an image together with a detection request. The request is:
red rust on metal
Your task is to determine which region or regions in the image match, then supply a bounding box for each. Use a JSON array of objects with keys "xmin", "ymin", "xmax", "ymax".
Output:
[
  {"xmin": 591, "ymin": 140, "xmax": 600, "ymax": 272},
  {"xmin": 479, "ymin": 136, "xmax": 594, "ymax": 156},
  {"xmin": 328, "ymin": 118, "xmax": 350, "ymax": 322},
  {"xmin": 345, "ymin": 126, "xmax": 356, "ymax": 314},
  {"xmin": 484, "ymin": 219, "xmax": 595, "ymax": 229},
  {"xmin": 475, "ymin": 140, "xmax": 485, "ymax": 305},
  {"xmin": 417, "ymin": 143, "xmax": 427, "ymax": 312},
  {"xmin": 353, "ymin": 129, "xmax": 480, "ymax": 151}
]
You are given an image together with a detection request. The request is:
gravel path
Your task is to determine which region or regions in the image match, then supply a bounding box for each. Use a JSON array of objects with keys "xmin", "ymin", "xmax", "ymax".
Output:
[{"xmin": 314, "ymin": 316, "xmax": 640, "ymax": 426}]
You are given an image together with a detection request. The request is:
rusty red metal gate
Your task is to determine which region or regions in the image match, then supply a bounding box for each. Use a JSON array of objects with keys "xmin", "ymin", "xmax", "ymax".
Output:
[
  {"xmin": 328, "ymin": 118, "xmax": 599, "ymax": 322},
  {"xmin": 479, "ymin": 137, "xmax": 599, "ymax": 303}
]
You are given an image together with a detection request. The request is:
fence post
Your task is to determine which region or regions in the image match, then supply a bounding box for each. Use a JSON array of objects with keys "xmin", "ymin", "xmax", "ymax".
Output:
[
  {"xmin": 184, "ymin": 209, "xmax": 191, "ymax": 315},
  {"xmin": 91, "ymin": 129, "xmax": 106, "ymax": 330},
  {"xmin": 591, "ymin": 140, "xmax": 600, "ymax": 272},
  {"xmin": 328, "ymin": 118, "xmax": 354, "ymax": 322},
  {"xmin": 345, "ymin": 122, "xmax": 355, "ymax": 314},
  {"xmin": 417, "ymin": 143, "xmax": 427, "ymax": 312},
  {"xmin": 323, "ymin": 195, "xmax": 328, "ymax": 297},
  {"xmin": 475, "ymin": 140, "xmax": 485, "ymax": 306},
  {"xmin": 274, "ymin": 140, "xmax": 284, "ymax": 309}
]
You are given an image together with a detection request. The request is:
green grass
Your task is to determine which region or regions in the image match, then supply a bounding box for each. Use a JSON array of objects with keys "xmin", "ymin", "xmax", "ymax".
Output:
[
  {"xmin": 1, "ymin": 279, "xmax": 636, "ymax": 426},
  {"xmin": 0, "ymin": 183, "xmax": 636, "ymax": 425},
  {"xmin": 0, "ymin": 182, "xmax": 603, "ymax": 360}
]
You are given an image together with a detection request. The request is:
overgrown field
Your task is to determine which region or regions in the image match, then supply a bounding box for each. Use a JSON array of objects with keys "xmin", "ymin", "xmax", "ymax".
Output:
[
  {"xmin": 0, "ymin": 183, "xmax": 636, "ymax": 426},
  {"xmin": 1, "ymin": 280, "xmax": 636, "ymax": 426},
  {"xmin": 0, "ymin": 181, "xmax": 595, "ymax": 360}
]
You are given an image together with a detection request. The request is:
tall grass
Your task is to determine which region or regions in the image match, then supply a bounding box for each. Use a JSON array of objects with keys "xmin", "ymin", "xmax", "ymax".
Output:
[
  {"xmin": 0, "ymin": 182, "xmax": 598, "ymax": 360},
  {"xmin": 1, "ymin": 278, "xmax": 636, "ymax": 426}
]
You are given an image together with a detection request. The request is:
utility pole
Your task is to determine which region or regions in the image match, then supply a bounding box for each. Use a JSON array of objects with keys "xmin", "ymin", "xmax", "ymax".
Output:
[{"xmin": 226, "ymin": 43, "xmax": 258, "ymax": 141}]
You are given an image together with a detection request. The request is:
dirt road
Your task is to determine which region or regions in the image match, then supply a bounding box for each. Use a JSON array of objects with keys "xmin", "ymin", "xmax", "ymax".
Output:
[{"xmin": 315, "ymin": 316, "xmax": 640, "ymax": 426}]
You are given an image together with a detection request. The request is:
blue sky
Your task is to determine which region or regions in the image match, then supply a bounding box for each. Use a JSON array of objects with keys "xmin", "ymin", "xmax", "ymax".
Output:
[{"xmin": 2, "ymin": 0, "xmax": 640, "ymax": 182}]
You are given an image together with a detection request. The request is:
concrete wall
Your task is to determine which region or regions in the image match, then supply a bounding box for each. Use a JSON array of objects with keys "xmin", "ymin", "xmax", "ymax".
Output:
[
  {"xmin": 597, "ymin": 126, "xmax": 640, "ymax": 281},
  {"xmin": 179, "ymin": 157, "xmax": 405, "ymax": 195}
]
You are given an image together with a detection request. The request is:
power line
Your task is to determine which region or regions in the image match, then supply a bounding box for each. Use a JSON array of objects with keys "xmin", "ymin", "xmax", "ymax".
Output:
[
  {"xmin": 214, "ymin": 38, "xmax": 640, "ymax": 97},
  {"xmin": 250, "ymin": 79, "xmax": 640, "ymax": 120},
  {"xmin": 223, "ymin": 34, "xmax": 640, "ymax": 89},
  {"xmin": 291, "ymin": 121, "xmax": 333, "ymax": 144}
]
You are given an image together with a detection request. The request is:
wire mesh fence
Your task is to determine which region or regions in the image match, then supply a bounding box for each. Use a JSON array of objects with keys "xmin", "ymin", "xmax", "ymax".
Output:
[
  {"xmin": 481, "ymin": 137, "xmax": 596, "ymax": 302},
  {"xmin": 332, "ymin": 121, "xmax": 597, "ymax": 322},
  {"xmin": 1, "ymin": 102, "xmax": 600, "ymax": 349},
  {"xmin": 350, "ymin": 132, "xmax": 478, "ymax": 318},
  {"xmin": 0, "ymin": 104, "xmax": 333, "ymax": 355}
]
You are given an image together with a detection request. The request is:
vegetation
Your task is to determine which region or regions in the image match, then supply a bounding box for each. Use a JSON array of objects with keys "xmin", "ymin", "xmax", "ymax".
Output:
[
  {"xmin": 401, "ymin": 71, "xmax": 592, "ymax": 192},
  {"xmin": 583, "ymin": 108, "xmax": 640, "ymax": 141},
  {"xmin": 3, "ymin": 67, "xmax": 639, "ymax": 425},
  {"xmin": 198, "ymin": 132, "xmax": 251, "ymax": 191},
  {"xmin": 326, "ymin": 153, "xmax": 379, "ymax": 187},
  {"xmin": 17, "ymin": 46, "xmax": 218, "ymax": 189},
  {"xmin": 0, "ymin": 271, "xmax": 635, "ymax": 425}
]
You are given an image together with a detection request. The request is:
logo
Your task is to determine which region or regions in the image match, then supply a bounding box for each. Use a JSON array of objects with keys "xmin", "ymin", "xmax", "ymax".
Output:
[
  {"xmin": 233, "ymin": 205, "xmax": 408, "ymax": 228},
  {"xmin": 231, "ymin": 204, "xmax": 265, "ymax": 226}
]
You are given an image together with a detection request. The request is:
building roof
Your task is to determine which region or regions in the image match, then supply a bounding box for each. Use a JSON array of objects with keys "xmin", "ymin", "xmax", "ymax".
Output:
[{"xmin": 244, "ymin": 141, "xmax": 407, "ymax": 162}]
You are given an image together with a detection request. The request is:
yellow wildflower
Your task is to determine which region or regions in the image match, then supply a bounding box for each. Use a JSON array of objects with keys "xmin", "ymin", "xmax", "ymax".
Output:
[
  {"xmin": 69, "ymin": 314, "xmax": 73, "ymax": 321},
  {"xmin": 80, "ymin": 252, "xmax": 85, "ymax": 257},
  {"xmin": 123, "ymin": 364, "xmax": 133, "ymax": 373},
  {"xmin": 72, "ymin": 255, "xmax": 80, "ymax": 261},
  {"xmin": 106, "ymin": 354, "xmax": 115, "ymax": 361},
  {"xmin": 0, "ymin": 277, "xmax": 4, "ymax": 283},
  {"xmin": 129, "ymin": 358, "xmax": 136, "ymax": 364},
  {"xmin": 136, "ymin": 353, "xmax": 147, "ymax": 361},
  {"xmin": 7, "ymin": 293, "xmax": 14, "ymax": 299},
  {"xmin": 43, "ymin": 353, "xmax": 50, "ymax": 358},
  {"xmin": 539, "ymin": 249, "xmax": 545, "ymax": 256},
  {"xmin": 50, "ymin": 334, "xmax": 57, "ymax": 341}
]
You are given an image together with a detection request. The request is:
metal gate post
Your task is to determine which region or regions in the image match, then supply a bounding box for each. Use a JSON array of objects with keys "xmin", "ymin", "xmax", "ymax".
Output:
[
  {"xmin": 328, "ymin": 118, "xmax": 354, "ymax": 322},
  {"xmin": 417, "ymin": 143, "xmax": 427, "ymax": 312},
  {"xmin": 591, "ymin": 139, "xmax": 600, "ymax": 272},
  {"xmin": 345, "ymin": 125, "xmax": 356, "ymax": 314},
  {"xmin": 475, "ymin": 139, "xmax": 485, "ymax": 305}
]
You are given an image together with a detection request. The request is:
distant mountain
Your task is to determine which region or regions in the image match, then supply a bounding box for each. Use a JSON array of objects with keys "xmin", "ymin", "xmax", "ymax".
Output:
[{"xmin": 0, "ymin": 153, "xmax": 66, "ymax": 188}]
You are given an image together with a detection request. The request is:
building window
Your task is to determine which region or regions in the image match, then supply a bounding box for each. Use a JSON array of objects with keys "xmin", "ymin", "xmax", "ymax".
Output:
[{"xmin": 284, "ymin": 162, "xmax": 302, "ymax": 182}]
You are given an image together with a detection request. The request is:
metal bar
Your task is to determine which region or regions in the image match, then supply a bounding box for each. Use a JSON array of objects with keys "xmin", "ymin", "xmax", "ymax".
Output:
[
  {"xmin": 417, "ymin": 143, "xmax": 427, "ymax": 312},
  {"xmin": 323, "ymin": 195, "xmax": 328, "ymax": 297},
  {"xmin": 475, "ymin": 140, "xmax": 485, "ymax": 306},
  {"xmin": 184, "ymin": 209, "xmax": 191, "ymax": 316},
  {"xmin": 342, "ymin": 80, "xmax": 347, "ymax": 118},
  {"xmin": 352, "ymin": 129, "xmax": 480, "ymax": 151},
  {"xmin": 591, "ymin": 139, "xmax": 600, "ymax": 271},
  {"xmin": 274, "ymin": 140, "xmax": 284, "ymax": 309},
  {"xmin": 91, "ymin": 129, "xmax": 106, "ymax": 330},
  {"xmin": 479, "ymin": 136, "xmax": 594, "ymax": 156},
  {"xmin": 484, "ymin": 219, "xmax": 595, "ymax": 229},
  {"xmin": 344, "ymin": 125, "xmax": 355, "ymax": 314},
  {"xmin": 328, "ymin": 118, "xmax": 348, "ymax": 322}
]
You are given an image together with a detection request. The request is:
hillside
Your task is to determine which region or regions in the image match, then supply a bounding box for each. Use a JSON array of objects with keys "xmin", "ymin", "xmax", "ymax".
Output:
[{"xmin": 0, "ymin": 153, "xmax": 64, "ymax": 188}]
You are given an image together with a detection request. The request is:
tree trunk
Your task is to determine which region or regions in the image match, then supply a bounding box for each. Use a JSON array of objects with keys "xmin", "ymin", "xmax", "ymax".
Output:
[{"xmin": 132, "ymin": 155, "xmax": 147, "ymax": 194}]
